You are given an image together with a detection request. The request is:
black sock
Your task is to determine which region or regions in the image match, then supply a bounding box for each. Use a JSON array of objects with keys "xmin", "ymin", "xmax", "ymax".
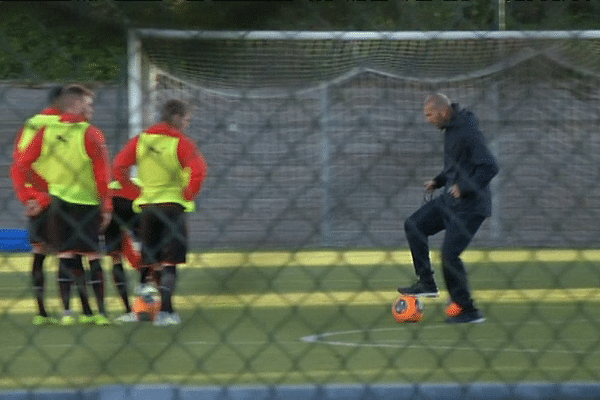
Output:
[
  {"xmin": 140, "ymin": 266, "xmax": 161, "ymax": 287},
  {"xmin": 112, "ymin": 263, "xmax": 131, "ymax": 313},
  {"xmin": 31, "ymin": 253, "xmax": 47, "ymax": 316},
  {"xmin": 152, "ymin": 269, "xmax": 162, "ymax": 287},
  {"xmin": 159, "ymin": 266, "xmax": 176, "ymax": 313},
  {"xmin": 140, "ymin": 266, "xmax": 150, "ymax": 284},
  {"xmin": 89, "ymin": 258, "xmax": 106, "ymax": 315},
  {"xmin": 71, "ymin": 256, "xmax": 93, "ymax": 316},
  {"xmin": 57, "ymin": 258, "xmax": 72, "ymax": 312}
]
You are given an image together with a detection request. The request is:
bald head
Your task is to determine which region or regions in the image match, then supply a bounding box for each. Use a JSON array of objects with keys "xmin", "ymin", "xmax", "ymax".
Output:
[
  {"xmin": 425, "ymin": 93, "xmax": 451, "ymax": 111},
  {"xmin": 423, "ymin": 93, "xmax": 452, "ymax": 129}
]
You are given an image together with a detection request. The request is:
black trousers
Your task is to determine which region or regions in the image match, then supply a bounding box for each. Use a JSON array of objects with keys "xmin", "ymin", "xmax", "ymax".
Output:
[{"xmin": 404, "ymin": 196, "xmax": 485, "ymax": 312}]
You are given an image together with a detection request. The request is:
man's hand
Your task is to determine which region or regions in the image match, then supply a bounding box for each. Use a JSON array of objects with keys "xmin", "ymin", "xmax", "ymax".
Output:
[
  {"xmin": 24, "ymin": 200, "xmax": 42, "ymax": 217},
  {"xmin": 424, "ymin": 180, "xmax": 437, "ymax": 191},
  {"xmin": 449, "ymin": 184, "xmax": 462, "ymax": 198}
]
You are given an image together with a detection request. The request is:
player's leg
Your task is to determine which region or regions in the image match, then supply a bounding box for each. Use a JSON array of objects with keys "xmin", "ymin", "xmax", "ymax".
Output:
[
  {"xmin": 56, "ymin": 255, "xmax": 95, "ymax": 324},
  {"xmin": 133, "ymin": 215, "xmax": 161, "ymax": 303},
  {"xmin": 28, "ymin": 210, "xmax": 56, "ymax": 324},
  {"xmin": 121, "ymin": 231, "xmax": 142, "ymax": 271},
  {"xmin": 138, "ymin": 206, "xmax": 162, "ymax": 293},
  {"xmin": 127, "ymin": 230, "xmax": 159, "ymax": 296},
  {"xmin": 154, "ymin": 264, "xmax": 181, "ymax": 326},
  {"xmin": 137, "ymin": 265, "xmax": 161, "ymax": 291},
  {"xmin": 104, "ymin": 202, "xmax": 137, "ymax": 322},
  {"xmin": 73, "ymin": 255, "xmax": 94, "ymax": 319},
  {"xmin": 31, "ymin": 250, "xmax": 47, "ymax": 318},
  {"xmin": 135, "ymin": 206, "xmax": 163, "ymax": 323},
  {"xmin": 54, "ymin": 199, "xmax": 102, "ymax": 324},
  {"xmin": 88, "ymin": 254, "xmax": 107, "ymax": 318},
  {"xmin": 110, "ymin": 238, "xmax": 138, "ymax": 323},
  {"xmin": 112, "ymin": 254, "xmax": 140, "ymax": 323},
  {"xmin": 113, "ymin": 196, "xmax": 142, "ymax": 271},
  {"xmin": 157, "ymin": 264, "xmax": 177, "ymax": 313},
  {"xmin": 47, "ymin": 197, "xmax": 78, "ymax": 324},
  {"xmin": 139, "ymin": 206, "xmax": 162, "ymax": 267},
  {"xmin": 56, "ymin": 256, "xmax": 74, "ymax": 325},
  {"xmin": 441, "ymin": 212, "xmax": 486, "ymax": 323},
  {"xmin": 57, "ymin": 254, "xmax": 94, "ymax": 324},
  {"xmin": 399, "ymin": 198, "xmax": 445, "ymax": 296},
  {"xmin": 80, "ymin": 204, "xmax": 110, "ymax": 325},
  {"xmin": 111, "ymin": 255, "xmax": 131, "ymax": 313},
  {"xmin": 31, "ymin": 244, "xmax": 53, "ymax": 325},
  {"xmin": 138, "ymin": 266, "xmax": 150, "ymax": 287},
  {"xmin": 153, "ymin": 205, "xmax": 186, "ymax": 326}
]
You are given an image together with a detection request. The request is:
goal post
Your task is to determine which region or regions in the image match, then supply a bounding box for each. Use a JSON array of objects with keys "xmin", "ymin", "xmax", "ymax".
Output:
[{"xmin": 127, "ymin": 29, "xmax": 600, "ymax": 250}]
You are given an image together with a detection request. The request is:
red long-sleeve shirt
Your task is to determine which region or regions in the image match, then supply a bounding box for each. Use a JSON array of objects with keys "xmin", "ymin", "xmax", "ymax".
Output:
[
  {"xmin": 12, "ymin": 113, "xmax": 112, "ymax": 213},
  {"xmin": 10, "ymin": 107, "xmax": 62, "ymax": 196},
  {"xmin": 109, "ymin": 181, "xmax": 138, "ymax": 202},
  {"xmin": 113, "ymin": 122, "xmax": 207, "ymax": 203}
]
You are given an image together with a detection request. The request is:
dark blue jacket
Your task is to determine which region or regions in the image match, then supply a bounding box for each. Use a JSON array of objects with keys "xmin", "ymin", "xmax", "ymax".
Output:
[{"xmin": 433, "ymin": 104, "xmax": 499, "ymax": 217}]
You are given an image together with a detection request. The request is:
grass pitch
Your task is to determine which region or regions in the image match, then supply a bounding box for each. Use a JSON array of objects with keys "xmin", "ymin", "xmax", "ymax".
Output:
[{"xmin": 0, "ymin": 249, "xmax": 599, "ymax": 389}]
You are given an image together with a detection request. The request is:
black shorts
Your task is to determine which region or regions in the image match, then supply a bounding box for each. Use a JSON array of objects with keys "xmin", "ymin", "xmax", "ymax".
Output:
[
  {"xmin": 47, "ymin": 196, "xmax": 102, "ymax": 253},
  {"xmin": 139, "ymin": 203, "xmax": 187, "ymax": 265},
  {"xmin": 28, "ymin": 208, "xmax": 50, "ymax": 245},
  {"xmin": 104, "ymin": 196, "xmax": 139, "ymax": 253}
]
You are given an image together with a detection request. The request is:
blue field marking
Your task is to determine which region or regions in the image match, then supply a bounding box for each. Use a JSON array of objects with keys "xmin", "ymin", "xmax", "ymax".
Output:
[
  {"xmin": 2, "ymin": 382, "xmax": 600, "ymax": 400},
  {"xmin": 0, "ymin": 229, "xmax": 31, "ymax": 253}
]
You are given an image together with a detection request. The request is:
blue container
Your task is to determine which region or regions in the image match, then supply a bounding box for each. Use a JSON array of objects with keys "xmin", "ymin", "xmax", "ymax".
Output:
[{"xmin": 0, "ymin": 229, "xmax": 32, "ymax": 252}]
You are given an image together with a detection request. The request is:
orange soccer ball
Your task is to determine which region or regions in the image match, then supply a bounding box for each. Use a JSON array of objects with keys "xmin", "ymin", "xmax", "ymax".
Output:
[
  {"xmin": 392, "ymin": 295, "xmax": 424, "ymax": 323},
  {"xmin": 133, "ymin": 294, "xmax": 161, "ymax": 322}
]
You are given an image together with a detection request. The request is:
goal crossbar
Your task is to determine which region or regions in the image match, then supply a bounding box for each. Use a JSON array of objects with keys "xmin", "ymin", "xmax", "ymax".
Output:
[{"xmin": 131, "ymin": 29, "xmax": 600, "ymax": 41}]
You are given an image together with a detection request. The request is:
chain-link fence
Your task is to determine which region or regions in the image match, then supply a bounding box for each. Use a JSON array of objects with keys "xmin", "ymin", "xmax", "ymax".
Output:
[{"xmin": 2, "ymin": 3, "xmax": 600, "ymax": 400}]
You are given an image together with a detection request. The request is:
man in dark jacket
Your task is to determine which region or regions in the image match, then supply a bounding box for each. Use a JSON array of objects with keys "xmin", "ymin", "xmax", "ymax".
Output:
[{"xmin": 398, "ymin": 93, "xmax": 499, "ymax": 323}]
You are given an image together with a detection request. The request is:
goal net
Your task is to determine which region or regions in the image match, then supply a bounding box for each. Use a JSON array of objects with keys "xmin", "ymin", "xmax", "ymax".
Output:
[{"xmin": 128, "ymin": 30, "xmax": 600, "ymax": 250}]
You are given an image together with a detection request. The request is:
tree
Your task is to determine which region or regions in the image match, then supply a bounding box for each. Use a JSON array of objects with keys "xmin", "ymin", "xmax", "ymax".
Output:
[{"xmin": 1, "ymin": 1, "xmax": 599, "ymax": 82}]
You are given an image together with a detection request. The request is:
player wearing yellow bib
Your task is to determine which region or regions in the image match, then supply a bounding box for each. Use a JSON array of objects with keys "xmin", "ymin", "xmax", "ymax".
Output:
[
  {"xmin": 13, "ymin": 85, "xmax": 112, "ymax": 326},
  {"xmin": 10, "ymin": 86, "xmax": 63, "ymax": 325},
  {"xmin": 113, "ymin": 99, "xmax": 207, "ymax": 326}
]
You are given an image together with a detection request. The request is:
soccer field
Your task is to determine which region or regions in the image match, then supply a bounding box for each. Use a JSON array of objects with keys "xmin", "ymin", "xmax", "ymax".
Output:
[{"xmin": 0, "ymin": 249, "xmax": 599, "ymax": 389}]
